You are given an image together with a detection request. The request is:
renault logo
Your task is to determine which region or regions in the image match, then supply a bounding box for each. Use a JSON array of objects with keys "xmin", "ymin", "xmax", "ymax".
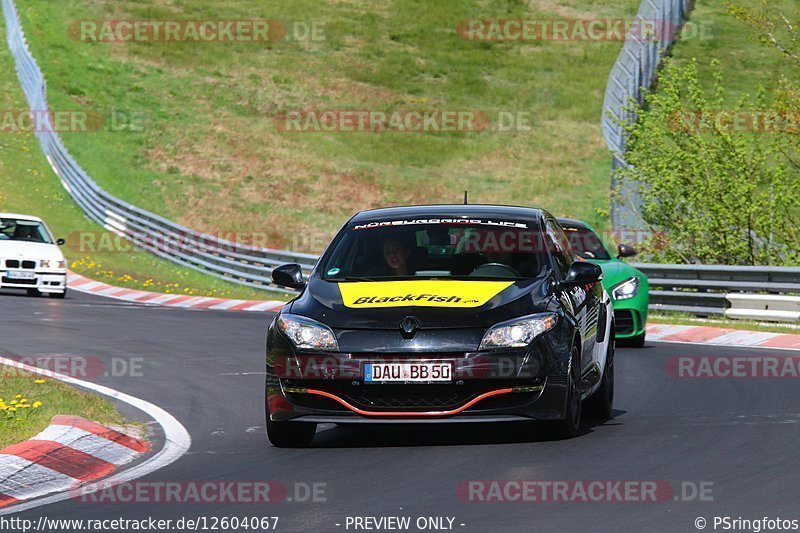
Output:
[{"xmin": 399, "ymin": 316, "xmax": 420, "ymax": 338}]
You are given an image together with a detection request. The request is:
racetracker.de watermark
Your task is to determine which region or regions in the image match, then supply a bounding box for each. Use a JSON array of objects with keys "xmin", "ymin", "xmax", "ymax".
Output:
[
  {"xmin": 71, "ymin": 481, "xmax": 326, "ymax": 504},
  {"xmin": 457, "ymin": 480, "xmax": 713, "ymax": 503},
  {"xmin": 668, "ymin": 110, "xmax": 800, "ymax": 134},
  {"xmin": 70, "ymin": 20, "xmax": 326, "ymax": 43},
  {"xmin": 456, "ymin": 18, "xmax": 713, "ymax": 42},
  {"xmin": 0, "ymin": 110, "xmax": 147, "ymax": 133},
  {"xmin": 1, "ymin": 355, "xmax": 144, "ymax": 379},
  {"xmin": 668, "ymin": 356, "xmax": 800, "ymax": 379},
  {"xmin": 273, "ymin": 109, "xmax": 500, "ymax": 133},
  {"xmin": 66, "ymin": 230, "xmax": 275, "ymax": 255}
]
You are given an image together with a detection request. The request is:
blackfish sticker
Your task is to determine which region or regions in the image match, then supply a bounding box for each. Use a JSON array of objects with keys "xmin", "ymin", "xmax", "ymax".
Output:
[{"xmin": 338, "ymin": 280, "xmax": 513, "ymax": 309}]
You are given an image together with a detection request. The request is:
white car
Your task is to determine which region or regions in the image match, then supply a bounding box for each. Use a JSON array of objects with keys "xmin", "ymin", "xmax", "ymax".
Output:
[{"xmin": 0, "ymin": 214, "xmax": 67, "ymax": 298}]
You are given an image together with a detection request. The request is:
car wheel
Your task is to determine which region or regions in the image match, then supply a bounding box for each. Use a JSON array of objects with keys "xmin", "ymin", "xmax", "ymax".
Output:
[
  {"xmin": 26, "ymin": 288, "xmax": 41, "ymax": 297},
  {"xmin": 619, "ymin": 333, "xmax": 645, "ymax": 348},
  {"xmin": 265, "ymin": 394, "xmax": 316, "ymax": 448},
  {"xmin": 49, "ymin": 289, "xmax": 67, "ymax": 299},
  {"xmin": 585, "ymin": 339, "xmax": 614, "ymax": 420},
  {"xmin": 556, "ymin": 346, "xmax": 582, "ymax": 438}
]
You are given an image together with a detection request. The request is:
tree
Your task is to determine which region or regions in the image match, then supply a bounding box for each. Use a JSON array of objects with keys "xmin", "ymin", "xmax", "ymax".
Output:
[{"xmin": 614, "ymin": 58, "xmax": 800, "ymax": 265}]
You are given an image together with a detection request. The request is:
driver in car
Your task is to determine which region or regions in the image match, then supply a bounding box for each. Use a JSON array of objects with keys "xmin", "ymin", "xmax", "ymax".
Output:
[
  {"xmin": 13, "ymin": 224, "xmax": 38, "ymax": 241},
  {"xmin": 382, "ymin": 238, "xmax": 411, "ymax": 276}
]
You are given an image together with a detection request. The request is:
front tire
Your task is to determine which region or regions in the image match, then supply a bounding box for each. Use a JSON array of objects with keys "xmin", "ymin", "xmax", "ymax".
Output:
[
  {"xmin": 619, "ymin": 333, "xmax": 645, "ymax": 348},
  {"xmin": 49, "ymin": 288, "xmax": 67, "ymax": 299},
  {"xmin": 265, "ymin": 391, "xmax": 316, "ymax": 447},
  {"xmin": 266, "ymin": 417, "xmax": 317, "ymax": 448},
  {"xmin": 26, "ymin": 288, "xmax": 41, "ymax": 297},
  {"xmin": 555, "ymin": 346, "xmax": 582, "ymax": 438},
  {"xmin": 585, "ymin": 339, "xmax": 614, "ymax": 420}
]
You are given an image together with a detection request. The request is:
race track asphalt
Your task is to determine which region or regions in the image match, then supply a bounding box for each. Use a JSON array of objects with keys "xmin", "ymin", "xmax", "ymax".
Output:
[{"xmin": 1, "ymin": 288, "xmax": 798, "ymax": 532}]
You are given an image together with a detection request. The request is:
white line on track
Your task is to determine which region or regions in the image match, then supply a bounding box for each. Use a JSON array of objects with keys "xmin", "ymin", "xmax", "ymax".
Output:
[{"xmin": 0, "ymin": 356, "xmax": 192, "ymax": 515}]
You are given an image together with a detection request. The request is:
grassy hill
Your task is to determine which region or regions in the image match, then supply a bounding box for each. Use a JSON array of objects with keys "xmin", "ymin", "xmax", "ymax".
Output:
[
  {"xmin": 0, "ymin": 18, "xmax": 289, "ymax": 298},
  {"xmin": 11, "ymin": 0, "xmax": 643, "ymax": 254}
]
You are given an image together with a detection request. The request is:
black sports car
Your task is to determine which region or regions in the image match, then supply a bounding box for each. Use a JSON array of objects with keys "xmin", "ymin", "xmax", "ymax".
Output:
[{"xmin": 266, "ymin": 205, "xmax": 614, "ymax": 446}]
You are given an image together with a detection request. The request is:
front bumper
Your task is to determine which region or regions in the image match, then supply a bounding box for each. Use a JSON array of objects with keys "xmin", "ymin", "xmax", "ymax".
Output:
[
  {"xmin": 611, "ymin": 299, "xmax": 648, "ymax": 339},
  {"xmin": 266, "ymin": 346, "xmax": 571, "ymax": 424},
  {"xmin": 0, "ymin": 270, "xmax": 67, "ymax": 293}
]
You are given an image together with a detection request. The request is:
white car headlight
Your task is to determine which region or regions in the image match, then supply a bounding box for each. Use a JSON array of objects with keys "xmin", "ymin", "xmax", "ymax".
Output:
[
  {"xmin": 277, "ymin": 314, "xmax": 338, "ymax": 351},
  {"xmin": 479, "ymin": 313, "xmax": 557, "ymax": 350},
  {"xmin": 611, "ymin": 276, "xmax": 639, "ymax": 301}
]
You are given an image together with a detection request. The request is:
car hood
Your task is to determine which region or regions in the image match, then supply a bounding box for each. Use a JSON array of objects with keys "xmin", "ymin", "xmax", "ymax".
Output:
[
  {"xmin": 287, "ymin": 276, "xmax": 555, "ymax": 330},
  {"xmin": 0, "ymin": 241, "xmax": 63, "ymax": 261},
  {"xmin": 587, "ymin": 259, "xmax": 643, "ymax": 290}
]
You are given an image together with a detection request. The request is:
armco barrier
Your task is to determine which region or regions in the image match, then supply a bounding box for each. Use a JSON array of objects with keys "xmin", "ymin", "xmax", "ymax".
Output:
[
  {"xmin": 602, "ymin": 0, "xmax": 693, "ymax": 230},
  {"xmin": 633, "ymin": 263, "xmax": 800, "ymax": 323},
  {"xmin": 2, "ymin": 0, "xmax": 316, "ymax": 294}
]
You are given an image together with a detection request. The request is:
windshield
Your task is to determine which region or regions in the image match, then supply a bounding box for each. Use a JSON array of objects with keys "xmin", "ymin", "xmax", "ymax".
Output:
[
  {"xmin": 561, "ymin": 225, "xmax": 611, "ymax": 260},
  {"xmin": 0, "ymin": 218, "xmax": 53, "ymax": 244},
  {"xmin": 321, "ymin": 220, "xmax": 551, "ymax": 281}
]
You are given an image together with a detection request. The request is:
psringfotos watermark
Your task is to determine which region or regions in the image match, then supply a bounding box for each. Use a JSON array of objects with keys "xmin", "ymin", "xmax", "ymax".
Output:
[
  {"xmin": 70, "ymin": 20, "xmax": 326, "ymax": 43},
  {"xmin": 695, "ymin": 516, "xmax": 800, "ymax": 532},
  {"xmin": 272, "ymin": 109, "xmax": 536, "ymax": 133},
  {"xmin": 457, "ymin": 18, "xmax": 713, "ymax": 42},
  {"xmin": 457, "ymin": 480, "xmax": 713, "ymax": 503},
  {"xmin": 668, "ymin": 356, "xmax": 800, "ymax": 379},
  {"xmin": 71, "ymin": 481, "xmax": 326, "ymax": 504},
  {"xmin": 0, "ymin": 109, "xmax": 147, "ymax": 133},
  {"xmin": 1, "ymin": 355, "xmax": 144, "ymax": 379},
  {"xmin": 669, "ymin": 110, "xmax": 800, "ymax": 134}
]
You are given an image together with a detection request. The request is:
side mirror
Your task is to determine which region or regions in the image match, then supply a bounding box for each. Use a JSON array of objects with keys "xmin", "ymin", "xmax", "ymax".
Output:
[
  {"xmin": 56, "ymin": 238, "xmax": 65, "ymax": 246},
  {"xmin": 272, "ymin": 263, "xmax": 306, "ymax": 290},
  {"xmin": 558, "ymin": 261, "xmax": 602, "ymax": 291},
  {"xmin": 617, "ymin": 243, "xmax": 637, "ymax": 258}
]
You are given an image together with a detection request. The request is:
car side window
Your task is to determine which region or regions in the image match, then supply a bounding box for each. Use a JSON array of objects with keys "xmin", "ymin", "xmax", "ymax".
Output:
[{"xmin": 546, "ymin": 220, "xmax": 574, "ymax": 277}]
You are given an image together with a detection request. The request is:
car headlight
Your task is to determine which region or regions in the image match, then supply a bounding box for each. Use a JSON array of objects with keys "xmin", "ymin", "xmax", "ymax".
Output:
[
  {"xmin": 40, "ymin": 259, "xmax": 66, "ymax": 269},
  {"xmin": 277, "ymin": 313, "xmax": 338, "ymax": 351},
  {"xmin": 479, "ymin": 313, "xmax": 557, "ymax": 350},
  {"xmin": 611, "ymin": 276, "xmax": 639, "ymax": 300}
]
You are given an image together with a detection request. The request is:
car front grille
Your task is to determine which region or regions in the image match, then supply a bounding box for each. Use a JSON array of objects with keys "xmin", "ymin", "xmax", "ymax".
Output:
[
  {"xmin": 281, "ymin": 379, "xmax": 529, "ymax": 413},
  {"xmin": 1, "ymin": 276, "xmax": 36, "ymax": 285},
  {"xmin": 4, "ymin": 260, "xmax": 36, "ymax": 269},
  {"xmin": 614, "ymin": 309, "xmax": 635, "ymax": 335},
  {"xmin": 349, "ymin": 385, "xmax": 471, "ymax": 410}
]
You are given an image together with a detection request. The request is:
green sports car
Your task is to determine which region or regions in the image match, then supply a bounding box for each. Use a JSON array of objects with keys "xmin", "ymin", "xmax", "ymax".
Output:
[{"xmin": 558, "ymin": 218, "xmax": 649, "ymax": 347}]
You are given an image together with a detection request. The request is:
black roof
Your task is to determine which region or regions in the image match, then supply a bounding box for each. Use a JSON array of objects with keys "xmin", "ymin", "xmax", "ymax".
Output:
[
  {"xmin": 556, "ymin": 217, "xmax": 588, "ymax": 229},
  {"xmin": 349, "ymin": 204, "xmax": 549, "ymax": 224}
]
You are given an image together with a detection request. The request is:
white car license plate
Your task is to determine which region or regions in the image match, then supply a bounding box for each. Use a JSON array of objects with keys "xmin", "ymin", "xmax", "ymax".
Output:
[
  {"xmin": 6, "ymin": 270, "xmax": 35, "ymax": 280},
  {"xmin": 364, "ymin": 362, "xmax": 452, "ymax": 383}
]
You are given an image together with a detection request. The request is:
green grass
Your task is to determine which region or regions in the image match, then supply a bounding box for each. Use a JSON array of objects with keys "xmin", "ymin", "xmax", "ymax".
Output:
[
  {"xmin": 0, "ymin": 22, "xmax": 289, "ymax": 300},
  {"xmin": 10, "ymin": 0, "xmax": 644, "ymax": 254},
  {"xmin": 665, "ymin": 0, "xmax": 794, "ymax": 102},
  {"xmin": 0, "ymin": 365, "xmax": 129, "ymax": 449}
]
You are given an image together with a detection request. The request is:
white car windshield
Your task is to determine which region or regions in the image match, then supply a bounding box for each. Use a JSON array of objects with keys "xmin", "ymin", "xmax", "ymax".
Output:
[{"xmin": 0, "ymin": 218, "xmax": 53, "ymax": 244}]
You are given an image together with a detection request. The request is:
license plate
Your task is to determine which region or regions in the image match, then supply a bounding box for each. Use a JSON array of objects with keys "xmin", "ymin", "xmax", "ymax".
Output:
[
  {"xmin": 364, "ymin": 362, "xmax": 452, "ymax": 383},
  {"xmin": 6, "ymin": 270, "xmax": 35, "ymax": 280}
]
